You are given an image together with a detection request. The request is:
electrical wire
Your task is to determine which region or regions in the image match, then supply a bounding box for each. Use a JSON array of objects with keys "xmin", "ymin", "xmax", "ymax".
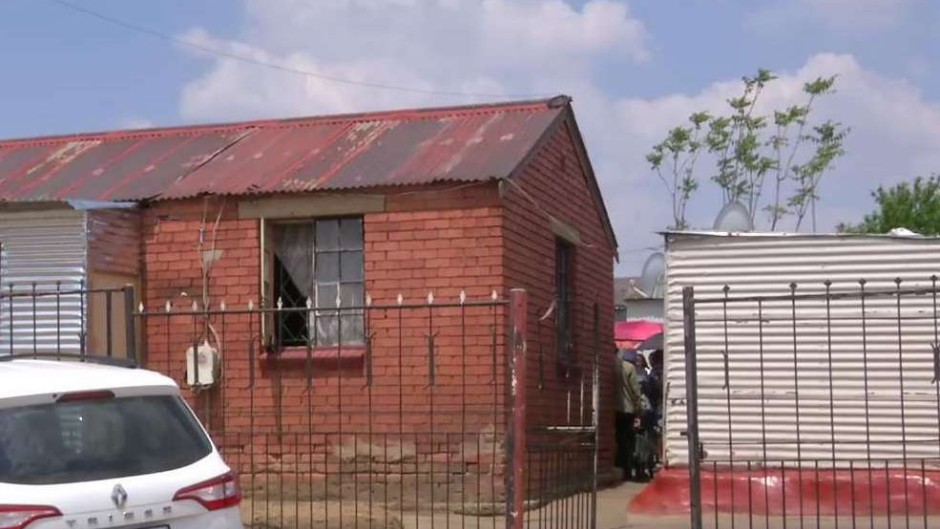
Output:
[
  {"xmin": 620, "ymin": 245, "xmax": 664, "ymax": 252},
  {"xmin": 500, "ymin": 176, "xmax": 615, "ymax": 251},
  {"xmin": 46, "ymin": 0, "xmax": 547, "ymax": 99},
  {"xmin": 500, "ymin": 176, "xmax": 667, "ymax": 257}
]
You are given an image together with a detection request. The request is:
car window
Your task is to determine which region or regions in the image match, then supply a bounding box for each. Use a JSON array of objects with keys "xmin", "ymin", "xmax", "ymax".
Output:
[{"xmin": 0, "ymin": 395, "xmax": 212, "ymax": 485}]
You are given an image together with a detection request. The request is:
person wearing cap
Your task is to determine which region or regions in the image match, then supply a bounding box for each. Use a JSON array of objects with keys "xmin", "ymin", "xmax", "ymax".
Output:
[{"xmin": 614, "ymin": 348, "xmax": 643, "ymax": 481}]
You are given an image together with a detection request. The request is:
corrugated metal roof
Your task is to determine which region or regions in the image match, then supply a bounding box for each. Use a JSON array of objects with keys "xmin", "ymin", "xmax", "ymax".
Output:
[
  {"xmin": 661, "ymin": 230, "xmax": 940, "ymax": 239},
  {"xmin": 663, "ymin": 233, "xmax": 940, "ymax": 467},
  {"xmin": 0, "ymin": 97, "xmax": 567, "ymax": 202}
]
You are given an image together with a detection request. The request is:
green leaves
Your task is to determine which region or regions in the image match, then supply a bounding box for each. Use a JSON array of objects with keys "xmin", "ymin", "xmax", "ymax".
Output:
[
  {"xmin": 647, "ymin": 114, "xmax": 710, "ymax": 229},
  {"xmin": 804, "ymin": 75, "xmax": 837, "ymax": 96},
  {"xmin": 690, "ymin": 111, "xmax": 711, "ymax": 127},
  {"xmin": 840, "ymin": 176, "xmax": 940, "ymax": 235},
  {"xmin": 647, "ymin": 67, "xmax": 848, "ymax": 232}
]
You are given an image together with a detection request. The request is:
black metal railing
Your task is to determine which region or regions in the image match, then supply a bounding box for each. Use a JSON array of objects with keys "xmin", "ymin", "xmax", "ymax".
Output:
[
  {"xmin": 136, "ymin": 294, "xmax": 512, "ymax": 529},
  {"xmin": 0, "ymin": 283, "xmax": 601, "ymax": 528},
  {"xmin": 0, "ymin": 281, "xmax": 136, "ymax": 361}
]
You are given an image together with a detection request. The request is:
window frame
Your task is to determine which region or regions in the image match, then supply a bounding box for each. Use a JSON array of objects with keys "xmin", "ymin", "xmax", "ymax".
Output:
[
  {"xmin": 265, "ymin": 216, "xmax": 365, "ymax": 351},
  {"xmin": 555, "ymin": 238, "xmax": 575, "ymax": 366}
]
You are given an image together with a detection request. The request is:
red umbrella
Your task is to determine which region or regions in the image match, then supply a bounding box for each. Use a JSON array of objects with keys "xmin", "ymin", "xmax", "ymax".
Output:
[
  {"xmin": 615, "ymin": 339, "xmax": 642, "ymax": 350},
  {"xmin": 615, "ymin": 320, "xmax": 662, "ymax": 342}
]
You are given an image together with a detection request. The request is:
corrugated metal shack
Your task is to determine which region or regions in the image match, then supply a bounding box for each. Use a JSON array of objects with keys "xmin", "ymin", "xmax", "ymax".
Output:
[
  {"xmin": 0, "ymin": 201, "xmax": 139, "ymax": 355},
  {"xmin": 663, "ymin": 231, "xmax": 940, "ymax": 467}
]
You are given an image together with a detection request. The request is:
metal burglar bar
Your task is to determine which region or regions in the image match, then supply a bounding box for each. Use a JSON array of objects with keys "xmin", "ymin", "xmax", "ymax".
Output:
[{"xmin": 683, "ymin": 278, "xmax": 940, "ymax": 529}]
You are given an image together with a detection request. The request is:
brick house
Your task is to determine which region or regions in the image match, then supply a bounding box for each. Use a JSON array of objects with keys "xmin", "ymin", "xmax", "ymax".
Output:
[{"xmin": 0, "ymin": 97, "xmax": 617, "ymax": 503}]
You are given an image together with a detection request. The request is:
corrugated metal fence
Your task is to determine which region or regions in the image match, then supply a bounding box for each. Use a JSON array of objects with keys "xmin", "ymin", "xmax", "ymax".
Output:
[
  {"xmin": 668, "ymin": 234, "xmax": 940, "ymax": 528},
  {"xmin": 665, "ymin": 235, "xmax": 940, "ymax": 466},
  {"xmin": 681, "ymin": 278, "xmax": 940, "ymax": 528},
  {"xmin": 0, "ymin": 210, "xmax": 87, "ymax": 353}
]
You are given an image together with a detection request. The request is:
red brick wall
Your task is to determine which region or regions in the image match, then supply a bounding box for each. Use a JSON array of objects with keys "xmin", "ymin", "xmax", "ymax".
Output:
[
  {"xmin": 139, "ymin": 125, "xmax": 615, "ymax": 488},
  {"xmin": 141, "ymin": 198, "xmax": 260, "ymax": 436},
  {"xmin": 140, "ymin": 190, "xmax": 511, "ymax": 487},
  {"xmin": 502, "ymin": 117, "xmax": 617, "ymax": 469}
]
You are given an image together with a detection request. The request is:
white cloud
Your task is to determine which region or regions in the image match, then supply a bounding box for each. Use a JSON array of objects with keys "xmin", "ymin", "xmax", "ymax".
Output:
[
  {"xmin": 481, "ymin": 0, "xmax": 648, "ymax": 63},
  {"xmin": 607, "ymin": 53, "xmax": 940, "ymax": 266},
  {"xmin": 176, "ymin": 1, "xmax": 940, "ymax": 273},
  {"xmin": 177, "ymin": 0, "xmax": 647, "ymax": 120}
]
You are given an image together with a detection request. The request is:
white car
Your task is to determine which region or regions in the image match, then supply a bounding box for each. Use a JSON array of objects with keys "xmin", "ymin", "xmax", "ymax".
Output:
[{"xmin": 0, "ymin": 358, "xmax": 243, "ymax": 529}]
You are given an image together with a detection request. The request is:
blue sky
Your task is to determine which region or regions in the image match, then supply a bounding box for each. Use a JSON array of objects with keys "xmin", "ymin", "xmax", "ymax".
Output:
[{"xmin": 2, "ymin": 0, "xmax": 939, "ymax": 273}]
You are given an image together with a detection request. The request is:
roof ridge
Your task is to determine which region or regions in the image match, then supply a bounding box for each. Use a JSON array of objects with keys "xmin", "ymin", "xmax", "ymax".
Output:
[{"xmin": 0, "ymin": 96, "xmax": 569, "ymax": 148}]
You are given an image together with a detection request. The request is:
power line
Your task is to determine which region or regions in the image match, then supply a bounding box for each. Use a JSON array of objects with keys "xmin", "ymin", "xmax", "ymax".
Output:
[
  {"xmin": 46, "ymin": 0, "xmax": 546, "ymax": 100},
  {"xmin": 620, "ymin": 246, "xmax": 663, "ymax": 252}
]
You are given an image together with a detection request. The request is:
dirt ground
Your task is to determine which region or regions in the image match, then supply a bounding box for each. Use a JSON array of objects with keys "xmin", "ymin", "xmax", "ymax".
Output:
[
  {"xmin": 240, "ymin": 479, "xmax": 940, "ymax": 528},
  {"xmin": 239, "ymin": 478, "xmax": 625, "ymax": 528},
  {"xmin": 239, "ymin": 473, "xmax": 505, "ymax": 529}
]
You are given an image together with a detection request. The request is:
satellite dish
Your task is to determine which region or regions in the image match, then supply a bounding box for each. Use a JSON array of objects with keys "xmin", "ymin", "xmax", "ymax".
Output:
[
  {"xmin": 638, "ymin": 252, "xmax": 665, "ymax": 299},
  {"xmin": 713, "ymin": 202, "xmax": 753, "ymax": 232}
]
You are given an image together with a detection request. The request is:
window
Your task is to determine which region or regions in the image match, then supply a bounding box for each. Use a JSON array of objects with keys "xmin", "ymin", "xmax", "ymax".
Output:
[
  {"xmin": 555, "ymin": 239, "xmax": 574, "ymax": 363},
  {"xmin": 271, "ymin": 217, "xmax": 365, "ymax": 348},
  {"xmin": 0, "ymin": 396, "xmax": 212, "ymax": 485}
]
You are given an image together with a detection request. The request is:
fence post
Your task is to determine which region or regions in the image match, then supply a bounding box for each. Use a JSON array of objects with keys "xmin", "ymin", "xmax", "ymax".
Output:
[
  {"xmin": 506, "ymin": 288, "xmax": 527, "ymax": 529},
  {"xmin": 591, "ymin": 302, "xmax": 600, "ymax": 529},
  {"xmin": 683, "ymin": 286, "xmax": 703, "ymax": 529},
  {"xmin": 123, "ymin": 285, "xmax": 137, "ymax": 365}
]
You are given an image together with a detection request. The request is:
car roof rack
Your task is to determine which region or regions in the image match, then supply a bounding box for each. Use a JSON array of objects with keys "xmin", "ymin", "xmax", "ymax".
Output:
[{"xmin": 0, "ymin": 352, "xmax": 138, "ymax": 369}]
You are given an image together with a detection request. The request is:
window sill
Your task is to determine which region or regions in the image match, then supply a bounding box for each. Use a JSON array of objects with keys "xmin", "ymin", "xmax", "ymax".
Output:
[{"xmin": 262, "ymin": 346, "xmax": 366, "ymax": 365}]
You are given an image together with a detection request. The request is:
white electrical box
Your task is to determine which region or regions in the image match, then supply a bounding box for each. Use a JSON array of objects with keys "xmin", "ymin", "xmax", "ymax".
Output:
[{"xmin": 185, "ymin": 341, "xmax": 220, "ymax": 388}]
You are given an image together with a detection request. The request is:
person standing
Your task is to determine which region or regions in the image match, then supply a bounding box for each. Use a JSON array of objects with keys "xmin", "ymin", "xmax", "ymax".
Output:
[
  {"xmin": 615, "ymin": 348, "xmax": 643, "ymax": 481},
  {"xmin": 647, "ymin": 349, "xmax": 664, "ymax": 424}
]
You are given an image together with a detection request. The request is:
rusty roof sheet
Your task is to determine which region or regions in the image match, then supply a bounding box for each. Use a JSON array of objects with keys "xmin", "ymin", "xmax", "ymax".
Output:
[{"xmin": 0, "ymin": 97, "xmax": 568, "ymax": 202}]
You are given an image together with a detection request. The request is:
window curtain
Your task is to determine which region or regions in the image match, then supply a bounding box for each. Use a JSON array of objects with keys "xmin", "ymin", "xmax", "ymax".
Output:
[{"xmin": 273, "ymin": 224, "xmax": 314, "ymax": 298}]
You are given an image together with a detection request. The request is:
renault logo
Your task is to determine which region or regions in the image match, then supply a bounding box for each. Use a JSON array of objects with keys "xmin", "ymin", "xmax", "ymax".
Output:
[{"xmin": 111, "ymin": 484, "xmax": 128, "ymax": 509}]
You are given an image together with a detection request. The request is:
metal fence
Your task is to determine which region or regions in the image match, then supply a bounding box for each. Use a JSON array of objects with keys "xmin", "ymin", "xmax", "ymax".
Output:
[
  {"xmin": 142, "ymin": 293, "xmax": 517, "ymax": 529},
  {"xmin": 682, "ymin": 279, "xmax": 940, "ymax": 529},
  {"xmin": 0, "ymin": 281, "xmax": 136, "ymax": 359},
  {"xmin": 0, "ymin": 283, "xmax": 599, "ymax": 528}
]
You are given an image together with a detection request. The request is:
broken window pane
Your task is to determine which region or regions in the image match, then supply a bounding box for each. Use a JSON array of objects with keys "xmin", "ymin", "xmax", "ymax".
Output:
[
  {"xmin": 274, "ymin": 256, "xmax": 309, "ymax": 347},
  {"xmin": 273, "ymin": 223, "xmax": 314, "ymax": 295}
]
